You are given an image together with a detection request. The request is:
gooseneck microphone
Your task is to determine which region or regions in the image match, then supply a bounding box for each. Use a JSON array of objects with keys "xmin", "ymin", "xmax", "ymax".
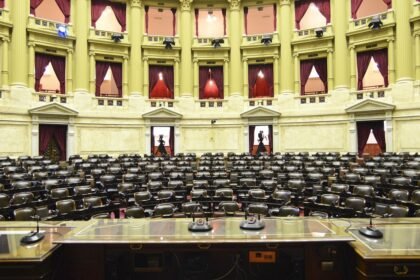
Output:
[{"xmin": 20, "ymin": 215, "xmax": 45, "ymax": 245}]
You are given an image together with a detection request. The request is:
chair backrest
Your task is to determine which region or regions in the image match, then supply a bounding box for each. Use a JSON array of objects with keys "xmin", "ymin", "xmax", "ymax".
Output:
[
  {"xmin": 83, "ymin": 196, "xmax": 103, "ymax": 208},
  {"xmin": 191, "ymin": 189, "xmax": 208, "ymax": 199},
  {"xmin": 388, "ymin": 189, "xmax": 410, "ymax": 201},
  {"xmin": 118, "ymin": 182, "xmax": 135, "ymax": 193},
  {"xmin": 125, "ymin": 207, "xmax": 145, "ymax": 218},
  {"xmin": 74, "ymin": 185, "xmax": 93, "ymax": 195},
  {"xmin": 11, "ymin": 192, "xmax": 34, "ymax": 205},
  {"xmin": 56, "ymin": 199, "xmax": 76, "ymax": 214},
  {"xmin": 214, "ymin": 188, "xmax": 233, "ymax": 199},
  {"xmin": 387, "ymin": 204, "xmax": 409, "ymax": 217},
  {"xmin": 51, "ymin": 188, "xmax": 70, "ymax": 199},
  {"xmin": 272, "ymin": 190, "xmax": 291, "ymax": 203},
  {"xmin": 218, "ymin": 201, "xmax": 240, "ymax": 216},
  {"xmin": 153, "ymin": 203, "xmax": 175, "ymax": 218},
  {"xmin": 345, "ymin": 197, "xmax": 366, "ymax": 212},
  {"xmin": 320, "ymin": 194, "xmax": 340, "ymax": 206},
  {"xmin": 248, "ymin": 188, "xmax": 266, "ymax": 199},
  {"xmin": 134, "ymin": 191, "xmax": 152, "ymax": 204},
  {"xmin": 247, "ymin": 203, "xmax": 268, "ymax": 216},
  {"xmin": 277, "ymin": 206, "xmax": 300, "ymax": 217},
  {"xmin": 182, "ymin": 202, "xmax": 200, "ymax": 216},
  {"xmin": 157, "ymin": 190, "xmax": 175, "ymax": 200},
  {"xmin": 330, "ymin": 184, "xmax": 349, "ymax": 193},
  {"xmin": 0, "ymin": 193, "xmax": 10, "ymax": 208},
  {"xmin": 14, "ymin": 207, "xmax": 36, "ymax": 221},
  {"xmin": 411, "ymin": 190, "xmax": 420, "ymax": 204},
  {"xmin": 353, "ymin": 185, "xmax": 375, "ymax": 197}
]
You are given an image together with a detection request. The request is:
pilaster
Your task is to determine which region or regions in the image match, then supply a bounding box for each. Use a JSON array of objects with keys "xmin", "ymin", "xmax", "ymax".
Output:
[
  {"xmin": 129, "ymin": 0, "xmax": 143, "ymax": 96},
  {"xmin": 74, "ymin": 0, "xmax": 90, "ymax": 92},
  {"xmin": 228, "ymin": 0, "xmax": 242, "ymax": 97},
  {"xmin": 10, "ymin": 0, "xmax": 28, "ymax": 86},
  {"xmin": 394, "ymin": 0, "xmax": 413, "ymax": 82},
  {"xmin": 179, "ymin": 0, "xmax": 193, "ymax": 97},
  {"xmin": 332, "ymin": 0, "xmax": 349, "ymax": 89},
  {"xmin": 279, "ymin": 0, "xmax": 293, "ymax": 94}
]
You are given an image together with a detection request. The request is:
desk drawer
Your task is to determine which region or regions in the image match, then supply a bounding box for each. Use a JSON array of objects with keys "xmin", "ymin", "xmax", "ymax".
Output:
[{"xmin": 357, "ymin": 257, "xmax": 420, "ymax": 278}]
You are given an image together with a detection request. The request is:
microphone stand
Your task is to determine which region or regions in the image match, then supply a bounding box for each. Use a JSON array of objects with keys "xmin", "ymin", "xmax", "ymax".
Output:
[
  {"xmin": 20, "ymin": 215, "xmax": 45, "ymax": 245},
  {"xmin": 358, "ymin": 217, "xmax": 383, "ymax": 239},
  {"xmin": 240, "ymin": 209, "xmax": 265, "ymax": 231},
  {"xmin": 188, "ymin": 203, "xmax": 213, "ymax": 232}
]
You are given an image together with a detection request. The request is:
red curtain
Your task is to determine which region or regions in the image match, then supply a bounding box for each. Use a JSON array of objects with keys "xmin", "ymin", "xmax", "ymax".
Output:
[
  {"xmin": 357, "ymin": 122, "xmax": 372, "ymax": 155},
  {"xmin": 171, "ymin": 8, "xmax": 177, "ymax": 36},
  {"xmin": 35, "ymin": 53, "xmax": 53, "ymax": 92},
  {"xmin": 149, "ymin": 65, "xmax": 174, "ymax": 99},
  {"xmin": 313, "ymin": 58, "xmax": 328, "ymax": 93},
  {"xmin": 314, "ymin": 0, "xmax": 331, "ymax": 25},
  {"xmin": 91, "ymin": 0, "xmax": 108, "ymax": 28},
  {"xmin": 356, "ymin": 51, "xmax": 372, "ymax": 90},
  {"xmin": 195, "ymin": 9, "xmax": 199, "ymax": 36},
  {"xmin": 371, "ymin": 121, "xmax": 386, "ymax": 153},
  {"xmin": 294, "ymin": 0, "xmax": 311, "ymax": 29},
  {"xmin": 268, "ymin": 125, "xmax": 273, "ymax": 154},
  {"xmin": 95, "ymin": 61, "xmax": 110, "ymax": 96},
  {"xmin": 30, "ymin": 0, "xmax": 44, "ymax": 15},
  {"xmin": 199, "ymin": 66, "xmax": 224, "ymax": 99},
  {"xmin": 151, "ymin": 127, "xmax": 155, "ymax": 154},
  {"xmin": 244, "ymin": 7, "xmax": 248, "ymax": 34},
  {"xmin": 273, "ymin": 4, "xmax": 277, "ymax": 31},
  {"xmin": 248, "ymin": 64, "xmax": 273, "ymax": 98},
  {"xmin": 49, "ymin": 55, "xmax": 66, "ymax": 94},
  {"xmin": 111, "ymin": 2, "xmax": 127, "ymax": 32},
  {"xmin": 300, "ymin": 59, "xmax": 314, "ymax": 94},
  {"xmin": 383, "ymin": 0, "xmax": 392, "ymax": 9},
  {"xmin": 55, "ymin": 0, "xmax": 71, "ymax": 23},
  {"xmin": 357, "ymin": 49, "xmax": 388, "ymax": 90},
  {"xmin": 351, "ymin": 0, "xmax": 364, "ymax": 19},
  {"xmin": 249, "ymin": 126, "xmax": 255, "ymax": 154},
  {"xmin": 169, "ymin": 127, "xmax": 175, "ymax": 156},
  {"xmin": 110, "ymin": 63, "xmax": 123, "ymax": 97},
  {"xmin": 372, "ymin": 49, "xmax": 389, "ymax": 88},
  {"xmin": 0, "ymin": 0, "xmax": 4, "ymax": 9},
  {"xmin": 145, "ymin": 6, "xmax": 149, "ymax": 33},
  {"xmin": 39, "ymin": 125, "xmax": 67, "ymax": 161},
  {"xmin": 222, "ymin": 9, "xmax": 227, "ymax": 35}
]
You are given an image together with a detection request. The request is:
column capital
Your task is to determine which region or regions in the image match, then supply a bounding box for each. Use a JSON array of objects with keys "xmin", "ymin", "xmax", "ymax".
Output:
[
  {"xmin": 349, "ymin": 45, "xmax": 355, "ymax": 50},
  {"xmin": 0, "ymin": 37, "xmax": 10, "ymax": 43},
  {"xmin": 143, "ymin": 56, "xmax": 149, "ymax": 61},
  {"xmin": 123, "ymin": 55, "xmax": 129, "ymax": 60},
  {"xmin": 174, "ymin": 58, "xmax": 180, "ymax": 63},
  {"xmin": 28, "ymin": 41, "xmax": 36, "ymax": 47},
  {"xmin": 224, "ymin": 58, "xmax": 230, "ymax": 63},
  {"xmin": 293, "ymin": 53, "xmax": 299, "ymax": 58},
  {"xmin": 242, "ymin": 57, "xmax": 248, "ymax": 62},
  {"xmin": 192, "ymin": 58, "xmax": 198, "ymax": 63},
  {"xmin": 273, "ymin": 55, "xmax": 279, "ymax": 60},
  {"xmin": 228, "ymin": 0, "xmax": 241, "ymax": 11},
  {"xmin": 327, "ymin": 48, "xmax": 334, "ymax": 53},
  {"xmin": 89, "ymin": 51, "xmax": 95, "ymax": 57},
  {"xmin": 387, "ymin": 37, "xmax": 395, "ymax": 43},
  {"xmin": 67, "ymin": 49, "xmax": 74, "ymax": 54},
  {"xmin": 279, "ymin": 0, "xmax": 291, "ymax": 6},
  {"xmin": 179, "ymin": 0, "xmax": 193, "ymax": 11},
  {"xmin": 131, "ymin": 0, "xmax": 142, "ymax": 8}
]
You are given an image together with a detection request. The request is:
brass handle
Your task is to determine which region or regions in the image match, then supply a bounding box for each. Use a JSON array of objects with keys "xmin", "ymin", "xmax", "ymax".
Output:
[
  {"xmin": 130, "ymin": 244, "xmax": 143, "ymax": 251},
  {"xmin": 197, "ymin": 243, "xmax": 211, "ymax": 250},
  {"xmin": 394, "ymin": 265, "xmax": 408, "ymax": 276}
]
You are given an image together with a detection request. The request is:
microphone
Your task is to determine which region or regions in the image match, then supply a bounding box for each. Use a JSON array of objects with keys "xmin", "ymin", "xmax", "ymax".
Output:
[
  {"xmin": 358, "ymin": 217, "xmax": 383, "ymax": 239},
  {"xmin": 240, "ymin": 208, "xmax": 265, "ymax": 231},
  {"xmin": 188, "ymin": 203, "xmax": 213, "ymax": 232},
  {"xmin": 20, "ymin": 215, "xmax": 45, "ymax": 245}
]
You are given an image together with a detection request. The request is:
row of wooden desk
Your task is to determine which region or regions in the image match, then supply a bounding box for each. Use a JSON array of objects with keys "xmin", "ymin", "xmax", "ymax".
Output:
[{"xmin": 0, "ymin": 217, "xmax": 419, "ymax": 279}]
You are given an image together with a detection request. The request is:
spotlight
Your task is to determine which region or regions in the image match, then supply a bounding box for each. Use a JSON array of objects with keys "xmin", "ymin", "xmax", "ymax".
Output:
[
  {"xmin": 57, "ymin": 25, "xmax": 68, "ymax": 38},
  {"xmin": 261, "ymin": 34, "xmax": 272, "ymax": 45},
  {"xmin": 211, "ymin": 38, "xmax": 224, "ymax": 48},
  {"xmin": 315, "ymin": 28, "xmax": 323, "ymax": 38},
  {"xmin": 111, "ymin": 33, "xmax": 124, "ymax": 42},
  {"xmin": 163, "ymin": 37, "xmax": 175, "ymax": 49},
  {"xmin": 368, "ymin": 15, "xmax": 383, "ymax": 30}
]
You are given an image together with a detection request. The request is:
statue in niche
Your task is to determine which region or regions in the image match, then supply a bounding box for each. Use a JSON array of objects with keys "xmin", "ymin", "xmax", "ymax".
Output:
[
  {"xmin": 256, "ymin": 130, "xmax": 267, "ymax": 154},
  {"xmin": 156, "ymin": 135, "xmax": 168, "ymax": 156}
]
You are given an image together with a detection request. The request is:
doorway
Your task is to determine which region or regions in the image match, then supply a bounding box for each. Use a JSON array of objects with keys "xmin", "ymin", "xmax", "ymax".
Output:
[
  {"xmin": 249, "ymin": 125, "xmax": 273, "ymax": 155},
  {"xmin": 39, "ymin": 124, "xmax": 67, "ymax": 161},
  {"xmin": 151, "ymin": 126, "xmax": 174, "ymax": 156}
]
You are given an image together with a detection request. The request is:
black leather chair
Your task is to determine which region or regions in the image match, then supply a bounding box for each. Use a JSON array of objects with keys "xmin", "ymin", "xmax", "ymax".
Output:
[
  {"xmin": 345, "ymin": 197, "xmax": 366, "ymax": 212},
  {"xmin": 271, "ymin": 205, "xmax": 300, "ymax": 217},
  {"xmin": 51, "ymin": 188, "xmax": 70, "ymax": 199},
  {"xmin": 125, "ymin": 206, "xmax": 145, "ymax": 218},
  {"xmin": 56, "ymin": 199, "xmax": 76, "ymax": 215},
  {"xmin": 388, "ymin": 189, "xmax": 410, "ymax": 201},
  {"xmin": 14, "ymin": 207, "xmax": 36, "ymax": 221},
  {"xmin": 153, "ymin": 203, "xmax": 175, "ymax": 218}
]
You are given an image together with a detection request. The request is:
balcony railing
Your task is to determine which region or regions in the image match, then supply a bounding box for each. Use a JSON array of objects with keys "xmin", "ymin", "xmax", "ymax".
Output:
[
  {"xmin": 142, "ymin": 34, "xmax": 180, "ymax": 48},
  {"xmin": 192, "ymin": 36, "xmax": 230, "ymax": 48},
  {"xmin": 146, "ymin": 98, "xmax": 176, "ymax": 108},
  {"xmin": 95, "ymin": 96, "xmax": 126, "ymax": 107},
  {"xmin": 197, "ymin": 99, "xmax": 225, "ymax": 108},
  {"xmin": 33, "ymin": 91, "xmax": 70, "ymax": 104},
  {"xmin": 242, "ymin": 33, "xmax": 279, "ymax": 46},
  {"xmin": 351, "ymin": 86, "xmax": 390, "ymax": 101},
  {"xmin": 348, "ymin": 10, "xmax": 395, "ymax": 33},
  {"xmin": 89, "ymin": 28, "xmax": 128, "ymax": 44},
  {"xmin": 28, "ymin": 16, "xmax": 74, "ymax": 37},
  {"xmin": 247, "ymin": 97, "xmax": 274, "ymax": 107},
  {"xmin": 297, "ymin": 93, "xmax": 328, "ymax": 104},
  {"xmin": 293, "ymin": 25, "xmax": 333, "ymax": 41}
]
